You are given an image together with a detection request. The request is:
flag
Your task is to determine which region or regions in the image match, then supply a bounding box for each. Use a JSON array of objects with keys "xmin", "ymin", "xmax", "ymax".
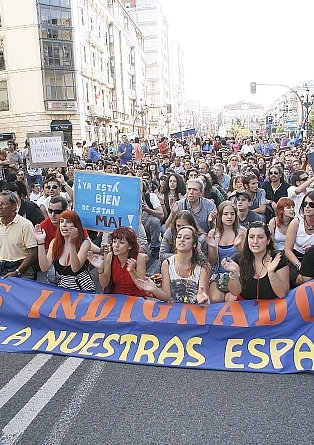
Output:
[{"xmin": 293, "ymin": 110, "xmax": 310, "ymax": 146}]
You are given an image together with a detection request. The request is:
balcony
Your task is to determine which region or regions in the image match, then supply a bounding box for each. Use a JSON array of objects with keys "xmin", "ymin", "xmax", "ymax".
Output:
[
  {"xmin": 89, "ymin": 105, "xmax": 112, "ymax": 120},
  {"xmin": 128, "ymin": 89, "xmax": 136, "ymax": 100},
  {"xmin": 0, "ymin": 100, "xmax": 9, "ymax": 111}
]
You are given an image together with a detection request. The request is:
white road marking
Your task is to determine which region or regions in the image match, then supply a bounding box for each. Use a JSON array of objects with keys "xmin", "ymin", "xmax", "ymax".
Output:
[
  {"xmin": 0, "ymin": 354, "xmax": 52, "ymax": 409},
  {"xmin": 0, "ymin": 357, "xmax": 83, "ymax": 445},
  {"xmin": 43, "ymin": 361, "xmax": 104, "ymax": 445}
]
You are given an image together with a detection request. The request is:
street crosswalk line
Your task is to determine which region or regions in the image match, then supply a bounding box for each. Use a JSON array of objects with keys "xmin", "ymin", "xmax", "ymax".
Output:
[
  {"xmin": 0, "ymin": 354, "xmax": 52, "ymax": 410},
  {"xmin": 43, "ymin": 361, "xmax": 104, "ymax": 445},
  {"xmin": 0, "ymin": 357, "xmax": 83, "ymax": 445}
]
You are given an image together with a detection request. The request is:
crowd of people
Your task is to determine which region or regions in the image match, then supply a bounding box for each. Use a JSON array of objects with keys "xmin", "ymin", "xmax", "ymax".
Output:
[{"xmin": 0, "ymin": 131, "xmax": 314, "ymax": 305}]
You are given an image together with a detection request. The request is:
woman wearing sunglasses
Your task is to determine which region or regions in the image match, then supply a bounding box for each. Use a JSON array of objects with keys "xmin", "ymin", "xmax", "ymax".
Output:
[{"xmin": 285, "ymin": 191, "xmax": 314, "ymax": 287}]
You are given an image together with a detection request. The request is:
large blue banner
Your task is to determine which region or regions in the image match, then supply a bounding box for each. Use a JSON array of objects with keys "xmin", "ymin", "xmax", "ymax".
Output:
[
  {"xmin": 0, "ymin": 278, "xmax": 313, "ymax": 373},
  {"xmin": 73, "ymin": 172, "xmax": 141, "ymax": 232}
]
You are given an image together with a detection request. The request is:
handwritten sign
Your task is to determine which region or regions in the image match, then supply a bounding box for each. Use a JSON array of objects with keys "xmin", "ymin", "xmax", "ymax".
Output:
[
  {"xmin": 73, "ymin": 171, "xmax": 141, "ymax": 232},
  {"xmin": 27, "ymin": 132, "xmax": 66, "ymax": 168}
]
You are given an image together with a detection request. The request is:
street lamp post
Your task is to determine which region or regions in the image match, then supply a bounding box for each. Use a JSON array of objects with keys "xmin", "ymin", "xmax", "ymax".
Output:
[
  {"xmin": 280, "ymin": 103, "xmax": 290, "ymax": 132},
  {"xmin": 301, "ymin": 87, "xmax": 314, "ymax": 140},
  {"xmin": 132, "ymin": 99, "xmax": 148, "ymax": 135}
]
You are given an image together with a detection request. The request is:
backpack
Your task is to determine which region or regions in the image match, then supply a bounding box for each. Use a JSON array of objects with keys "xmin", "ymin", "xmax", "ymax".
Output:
[{"xmin": 144, "ymin": 192, "xmax": 154, "ymax": 210}]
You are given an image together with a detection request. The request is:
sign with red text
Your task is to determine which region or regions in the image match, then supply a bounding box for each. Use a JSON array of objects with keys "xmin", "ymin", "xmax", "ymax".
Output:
[{"xmin": 0, "ymin": 278, "xmax": 314, "ymax": 373}]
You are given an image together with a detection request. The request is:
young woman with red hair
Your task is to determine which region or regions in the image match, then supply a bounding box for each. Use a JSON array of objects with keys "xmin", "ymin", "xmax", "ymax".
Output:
[
  {"xmin": 268, "ymin": 197, "xmax": 295, "ymax": 251},
  {"xmin": 35, "ymin": 210, "xmax": 96, "ymax": 291}
]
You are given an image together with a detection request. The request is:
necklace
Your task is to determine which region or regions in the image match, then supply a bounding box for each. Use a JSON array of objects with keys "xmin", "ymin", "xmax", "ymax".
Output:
[
  {"xmin": 175, "ymin": 258, "xmax": 192, "ymax": 303},
  {"xmin": 254, "ymin": 258, "xmax": 269, "ymax": 306},
  {"xmin": 305, "ymin": 218, "xmax": 314, "ymax": 231}
]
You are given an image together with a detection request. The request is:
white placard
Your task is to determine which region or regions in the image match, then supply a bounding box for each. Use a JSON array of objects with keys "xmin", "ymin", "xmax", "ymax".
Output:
[{"xmin": 27, "ymin": 132, "xmax": 66, "ymax": 167}]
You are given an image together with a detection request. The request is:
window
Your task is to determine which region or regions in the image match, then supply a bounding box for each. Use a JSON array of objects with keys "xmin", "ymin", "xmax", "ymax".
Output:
[
  {"xmin": 140, "ymin": 25, "xmax": 157, "ymax": 37},
  {"xmin": 138, "ymin": 11, "xmax": 157, "ymax": 22},
  {"xmin": 85, "ymin": 82, "xmax": 89, "ymax": 102},
  {"xmin": 144, "ymin": 39, "xmax": 158, "ymax": 51},
  {"xmin": 44, "ymin": 70, "xmax": 76, "ymax": 100},
  {"xmin": 145, "ymin": 53, "xmax": 158, "ymax": 64},
  {"xmin": 42, "ymin": 41, "xmax": 73, "ymax": 67},
  {"xmin": 80, "ymin": 8, "xmax": 84, "ymax": 26},
  {"xmin": 137, "ymin": 0, "xmax": 156, "ymax": 6},
  {"xmin": 0, "ymin": 40, "xmax": 5, "ymax": 70},
  {"xmin": 0, "ymin": 80, "xmax": 9, "ymax": 111}
]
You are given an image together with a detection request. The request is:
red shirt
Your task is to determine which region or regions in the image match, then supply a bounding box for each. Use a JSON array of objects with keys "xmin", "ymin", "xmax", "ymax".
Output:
[{"xmin": 112, "ymin": 255, "xmax": 146, "ymax": 297}]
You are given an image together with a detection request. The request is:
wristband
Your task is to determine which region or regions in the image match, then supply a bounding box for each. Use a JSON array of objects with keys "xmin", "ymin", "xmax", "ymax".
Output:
[
  {"xmin": 37, "ymin": 242, "xmax": 45, "ymax": 245},
  {"xmin": 229, "ymin": 271, "xmax": 240, "ymax": 280},
  {"xmin": 295, "ymin": 261, "xmax": 301, "ymax": 271}
]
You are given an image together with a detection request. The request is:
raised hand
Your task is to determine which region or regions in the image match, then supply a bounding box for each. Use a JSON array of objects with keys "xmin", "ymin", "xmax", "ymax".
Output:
[
  {"xmin": 134, "ymin": 277, "xmax": 156, "ymax": 292},
  {"xmin": 204, "ymin": 230, "xmax": 217, "ymax": 249},
  {"xmin": 87, "ymin": 251, "xmax": 104, "ymax": 269},
  {"xmin": 68, "ymin": 226, "xmax": 79, "ymax": 243},
  {"xmin": 267, "ymin": 253, "xmax": 281, "ymax": 274},
  {"xmin": 208, "ymin": 209, "xmax": 217, "ymax": 223},
  {"xmin": 126, "ymin": 258, "xmax": 137, "ymax": 273},
  {"xmin": 170, "ymin": 200, "xmax": 179, "ymax": 214},
  {"xmin": 220, "ymin": 257, "xmax": 239, "ymax": 274},
  {"xmin": 56, "ymin": 172, "xmax": 64, "ymax": 184},
  {"xmin": 234, "ymin": 228, "xmax": 246, "ymax": 249},
  {"xmin": 34, "ymin": 224, "xmax": 46, "ymax": 244}
]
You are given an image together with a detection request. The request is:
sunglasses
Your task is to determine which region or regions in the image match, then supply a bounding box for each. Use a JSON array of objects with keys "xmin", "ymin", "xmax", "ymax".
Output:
[
  {"xmin": 47, "ymin": 185, "xmax": 58, "ymax": 190},
  {"xmin": 269, "ymin": 171, "xmax": 279, "ymax": 175},
  {"xmin": 299, "ymin": 177, "xmax": 309, "ymax": 182},
  {"xmin": 302, "ymin": 201, "xmax": 314, "ymax": 208},
  {"xmin": 48, "ymin": 208, "xmax": 63, "ymax": 214}
]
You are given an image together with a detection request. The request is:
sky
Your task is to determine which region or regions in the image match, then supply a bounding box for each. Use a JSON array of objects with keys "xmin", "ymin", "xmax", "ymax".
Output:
[{"xmin": 160, "ymin": 0, "xmax": 313, "ymax": 110}]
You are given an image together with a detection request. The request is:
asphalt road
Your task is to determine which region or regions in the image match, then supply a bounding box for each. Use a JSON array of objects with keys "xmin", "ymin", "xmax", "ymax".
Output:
[{"xmin": 0, "ymin": 352, "xmax": 313, "ymax": 445}]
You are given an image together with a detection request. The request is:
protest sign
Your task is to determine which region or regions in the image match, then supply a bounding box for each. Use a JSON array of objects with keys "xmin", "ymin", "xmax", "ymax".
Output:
[
  {"xmin": 27, "ymin": 132, "xmax": 66, "ymax": 168},
  {"xmin": 0, "ymin": 278, "xmax": 313, "ymax": 374},
  {"xmin": 73, "ymin": 171, "xmax": 141, "ymax": 232}
]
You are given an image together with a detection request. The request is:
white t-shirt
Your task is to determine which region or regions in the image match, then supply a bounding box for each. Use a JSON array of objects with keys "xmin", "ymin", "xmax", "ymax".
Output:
[
  {"xmin": 175, "ymin": 144, "xmax": 185, "ymax": 157},
  {"xmin": 287, "ymin": 186, "xmax": 305, "ymax": 216},
  {"xmin": 141, "ymin": 193, "xmax": 161, "ymax": 223},
  {"xmin": 40, "ymin": 192, "xmax": 70, "ymax": 213}
]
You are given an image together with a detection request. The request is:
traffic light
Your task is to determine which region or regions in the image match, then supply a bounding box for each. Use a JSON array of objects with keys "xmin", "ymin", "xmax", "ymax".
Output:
[{"xmin": 250, "ymin": 82, "xmax": 257, "ymax": 94}]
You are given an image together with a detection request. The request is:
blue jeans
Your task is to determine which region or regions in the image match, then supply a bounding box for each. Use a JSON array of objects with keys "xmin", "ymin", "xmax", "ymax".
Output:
[{"xmin": 27, "ymin": 174, "xmax": 43, "ymax": 189}]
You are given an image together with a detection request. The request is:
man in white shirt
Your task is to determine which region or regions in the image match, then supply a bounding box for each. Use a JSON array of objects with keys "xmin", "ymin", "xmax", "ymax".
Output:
[
  {"xmin": 240, "ymin": 138, "xmax": 255, "ymax": 156},
  {"xmin": 39, "ymin": 174, "xmax": 73, "ymax": 219},
  {"xmin": 288, "ymin": 170, "xmax": 314, "ymax": 215}
]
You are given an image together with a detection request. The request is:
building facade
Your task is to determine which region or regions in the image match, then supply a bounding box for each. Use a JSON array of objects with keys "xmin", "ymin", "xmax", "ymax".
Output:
[
  {"xmin": 0, "ymin": 0, "xmax": 146, "ymax": 147},
  {"xmin": 265, "ymin": 81, "xmax": 314, "ymax": 136},
  {"xmin": 123, "ymin": 0, "xmax": 172, "ymax": 137},
  {"xmin": 220, "ymin": 100, "xmax": 265, "ymax": 136}
]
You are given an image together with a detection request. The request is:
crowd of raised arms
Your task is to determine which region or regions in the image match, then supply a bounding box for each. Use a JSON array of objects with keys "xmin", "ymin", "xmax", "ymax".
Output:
[{"xmin": 1, "ymin": 132, "xmax": 314, "ymax": 305}]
